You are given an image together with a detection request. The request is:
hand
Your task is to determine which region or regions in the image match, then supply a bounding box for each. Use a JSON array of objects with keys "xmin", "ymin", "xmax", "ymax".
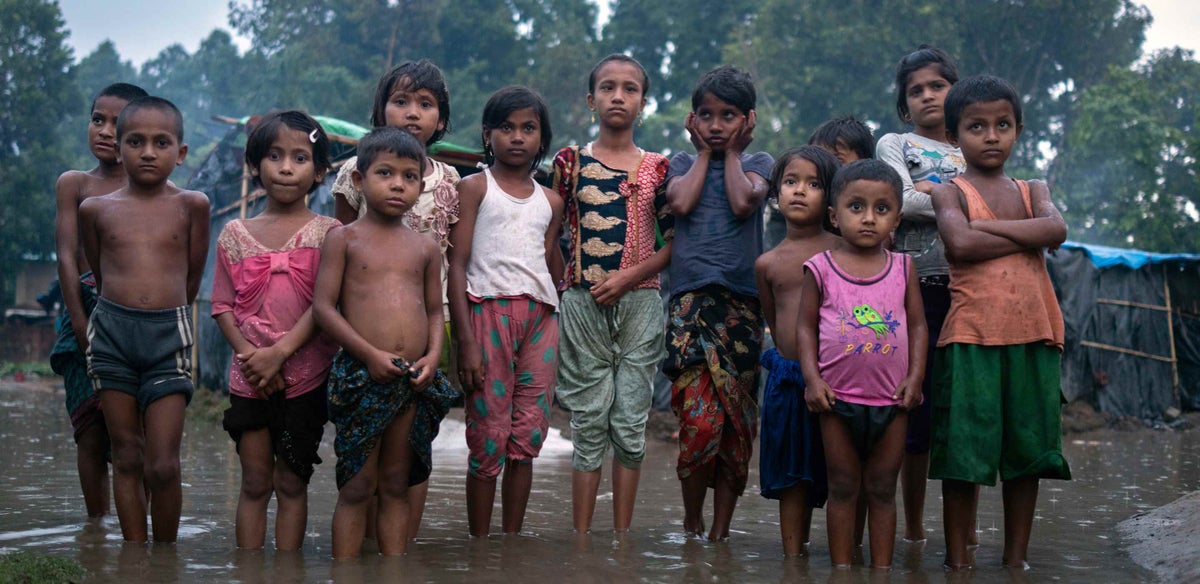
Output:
[
  {"xmin": 259, "ymin": 374, "xmax": 286, "ymax": 397},
  {"xmin": 727, "ymin": 110, "xmax": 756, "ymax": 155},
  {"xmin": 456, "ymin": 340, "xmax": 485, "ymax": 393},
  {"xmin": 895, "ymin": 375, "xmax": 923, "ymax": 410},
  {"xmin": 365, "ymin": 349, "xmax": 406, "ymax": 384},
  {"xmin": 238, "ymin": 345, "xmax": 288, "ymax": 390},
  {"xmin": 590, "ymin": 268, "xmax": 640, "ymax": 306},
  {"xmin": 409, "ymin": 353, "xmax": 438, "ymax": 393},
  {"xmin": 913, "ymin": 180, "xmax": 937, "ymax": 195},
  {"xmin": 804, "ymin": 378, "xmax": 836, "ymax": 413},
  {"xmin": 71, "ymin": 322, "xmax": 89, "ymax": 351},
  {"xmin": 685, "ymin": 113, "xmax": 711, "ymax": 154}
]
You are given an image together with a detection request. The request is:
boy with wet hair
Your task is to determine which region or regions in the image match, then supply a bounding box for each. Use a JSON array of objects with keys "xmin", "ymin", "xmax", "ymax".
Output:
[
  {"xmin": 808, "ymin": 115, "xmax": 875, "ymax": 164},
  {"xmin": 78, "ymin": 96, "xmax": 210, "ymax": 543},
  {"xmin": 664, "ymin": 64, "xmax": 772, "ymax": 541},
  {"xmin": 930, "ymin": 75, "xmax": 1071, "ymax": 570},
  {"xmin": 313, "ymin": 127, "xmax": 456, "ymax": 558},
  {"xmin": 52, "ymin": 81, "xmax": 148, "ymax": 520}
]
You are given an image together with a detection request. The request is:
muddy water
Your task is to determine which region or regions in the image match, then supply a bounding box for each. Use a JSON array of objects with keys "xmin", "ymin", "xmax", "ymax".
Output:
[{"xmin": 1, "ymin": 380, "xmax": 1196, "ymax": 583}]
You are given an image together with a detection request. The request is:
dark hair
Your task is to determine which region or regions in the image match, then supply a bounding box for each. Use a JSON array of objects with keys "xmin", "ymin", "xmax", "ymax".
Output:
[
  {"xmin": 894, "ymin": 45, "xmax": 959, "ymax": 123},
  {"xmin": 588, "ymin": 53, "xmax": 650, "ymax": 95},
  {"xmin": 808, "ymin": 116, "xmax": 875, "ymax": 160},
  {"xmin": 92, "ymin": 82, "xmax": 148, "ymax": 112},
  {"xmin": 769, "ymin": 145, "xmax": 840, "ymax": 232},
  {"xmin": 944, "ymin": 75, "xmax": 1023, "ymax": 139},
  {"xmin": 356, "ymin": 126, "xmax": 426, "ymax": 175},
  {"xmin": 116, "ymin": 96, "xmax": 184, "ymax": 142},
  {"xmin": 830, "ymin": 159, "xmax": 903, "ymax": 208},
  {"xmin": 481, "ymin": 85, "xmax": 553, "ymax": 170},
  {"xmin": 244, "ymin": 110, "xmax": 332, "ymax": 193},
  {"xmin": 370, "ymin": 59, "xmax": 451, "ymax": 145},
  {"xmin": 691, "ymin": 65, "xmax": 756, "ymax": 115}
]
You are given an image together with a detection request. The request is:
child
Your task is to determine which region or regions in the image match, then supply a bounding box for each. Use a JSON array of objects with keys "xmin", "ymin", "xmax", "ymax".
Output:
[
  {"xmin": 52, "ymin": 81, "xmax": 148, "ymax": 519},
  {"xmin": 212, "ymin": 111, "xmax": 340, "ymax": 550},
  {"xmin": 929, "ymin": 75, "xmax": 1071, "ymax": 570},
  {"xmin": 874, "ymin": 45, "xmax": 966, "ymax": 543},
  {"xmin": 755, "ymin": 145, "xmax": 840, "ymax": 556},
  {"xmin": 808, "ymin": 115, "xmax": 875, "ymax": 164},
  {"xmin": 313, "ymin": 127, "xmax": 457, "ymax": 558},
  {"xmin": 664, "ymin": 65, "xmax": 772, "ymax": 541},
  {"xmin": 330, "ymin": 58, "xmax": 460, "ymax": 540},
  {"xmin": 447, "ymin": 86, "xmax": 564, "ymax": 537},
  {"xmin": 798, "ymin": 159, "xmax": 927, "ymax": 569},
  {"xmin": 78, "ymin": 96, "xmax": 210, "ymax": 543},
  {"xmin": 552, "ymin": 54, "xmax": 672, "ymax": 533}
]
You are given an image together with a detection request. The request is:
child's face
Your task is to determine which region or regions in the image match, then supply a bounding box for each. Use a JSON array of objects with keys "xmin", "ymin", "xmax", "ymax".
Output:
[
  {"xmin": 829, "ymin": 179, "xmax": 900, "ymax": 250},
  {"xmin": 354, "ymin": 151, "xmax": 422, "ymax": 217},
  {"xmin": 89, "ymin": 96, "xmax": 129, "ymax": 164},
  {"xmin": 693, "ymin": 92, "xmax": 747, "ymax": 152},
  {"xmin": 777, "ymin": 157, "xmax": 827, "ymax": 228},
  {"xmin": 118, "ymin": 108, "xmax": 186, "ymax": 186},
  {"xmin": 950, "ymin": 99, "xmax": 1022, "ymax": 172},
  {"xmin": 817, "ymin": 140, "xmax": 861, "ymax": 165},
  {"xmin": 588, "ymin": 61, "xmax": 646, "ymax": 128},
  {"xmin": 254, "ymin": 126, "xmax": 324, "ymax": 206},
  {"xmin": 904, "ymin": 64, "xmax": 952, "ymax": 131},
  {"xmin": 383, "ymin": 80, "xmax": 445, "ymax": 146},
  {"xmin": 486, "ymin": 107, "xmax": 542, "ymax": 168}
]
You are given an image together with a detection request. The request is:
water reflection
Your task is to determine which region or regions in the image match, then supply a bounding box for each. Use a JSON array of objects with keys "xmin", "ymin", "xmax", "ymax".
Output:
[{"xmin": 1, "ymin": 380, "xmax": 1194, "ymax": 582}]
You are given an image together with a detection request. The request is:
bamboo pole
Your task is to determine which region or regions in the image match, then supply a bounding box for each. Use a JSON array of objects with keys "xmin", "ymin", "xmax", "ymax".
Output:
[
  {"xmin": 1096, "ymin": 297, "xmax": 1171, "ymax": 312},
  {"xmin": 1079, "ymin": 340, "xmax": 1175, "ymax": 363},
  {"xmin": 1163, "ymin": 264, "xmax": 1180, "ymax": 407},
  {"xmin": 239, "ymin": 162, "xmax": 250, "ymax": 219}
]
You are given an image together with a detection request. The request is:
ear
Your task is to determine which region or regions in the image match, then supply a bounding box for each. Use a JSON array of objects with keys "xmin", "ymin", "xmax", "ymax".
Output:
[
  {"xmin": 436, "ymin": 118, "xmax": 446, "ymax": 133},
  {"xmin": 828, "ymin": 206, "xmax": 839, "ymax": 229},
  {"xmin": 177, "ymin": 143, "xmax": 189, "ymax": 166},
  {"xmin": 351, "ymin": 168, "xmax": 364, "ymax": 190},
  {"xmin": 1015, "ymin": 122, "xmax": 1024, "ymax": 139},
  {"xmin": 314, "ymin": 168, "xmax": 327, "ymax": 184},
  {"xmin": 586, "ymin": 93, "xmax": 596, "ymax": 112}
]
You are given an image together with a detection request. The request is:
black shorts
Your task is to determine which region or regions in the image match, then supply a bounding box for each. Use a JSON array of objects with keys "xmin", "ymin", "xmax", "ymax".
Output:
[
  {"xmin": 223, "ymin": 388, "xmax": 328, "ymax": 484},
  {"xmin": 86, "ymin": 297, "xmax": 194, "ymax": 410},
  {"xmin": 831, "ymin": 401, "xmax": 901, "ymax": 461}
]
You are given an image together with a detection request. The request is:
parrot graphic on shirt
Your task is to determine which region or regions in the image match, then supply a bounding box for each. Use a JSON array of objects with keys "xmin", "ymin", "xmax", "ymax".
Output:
[{"xmin": 852, "ymin": 304, "xmax": 892, "ymax": 339}]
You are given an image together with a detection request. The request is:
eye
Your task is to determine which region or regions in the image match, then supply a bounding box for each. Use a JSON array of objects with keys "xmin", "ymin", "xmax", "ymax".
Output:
[
  {"xmin": 91, "ymin": 116, "xmax": 103, "ymax": 125},
  {"xmin": 421, "ymin": 100, "xmax": 435, "ymax": 109},
  {"xmin": 970, "ymin": 122, "xmax": 982, "ymax": 131},
  {"xmin": 268, "ymin": 151, "xmax": 282, "ymax": 161},
  {"xmin": 782, "ymin": 178, "xmax": 796, "ymax": 186},
  {"xmin": 406, "ymin": 171, "xmax": 419, "ymax": 181},
  {"xmin": 524, "ymin": 123, "xmax": 537, "ymax": 133},
  {"xmin": 377, "ymin": 168, "xmax": 391, "ymax": 177},
  {"xmin": 156, "ymin": 138, "xmax": 170, "ymax": 147},
  {"xmin": 875, "ymin": 203, "xmax": 890, "ymax": 213},
  {"xmin": 999, "ymin": 120, "xmax": 1010, "ymax": 128},
  {"xmin": 809, "ymin": 181, "xmax": 822, "ymax": 189},
  {"xmin": 849, "ymin": 202, "xmax": 864, "ymax": 211},
  {"xmin": 393, "ymin": 97, "xmax": 407, "ymax": 106},
  {"xmin": 295, "ymin": 153, "xmax": 309, "ymax": 163},
  {"xmin": 500, "ymin": 123, "xmax": 513, "ymax": 131}
]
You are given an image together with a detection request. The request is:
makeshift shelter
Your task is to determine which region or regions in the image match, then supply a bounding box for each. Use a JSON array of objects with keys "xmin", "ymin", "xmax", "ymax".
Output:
[
  {"xmin": 1047, "ymin": 241, "xmax": 1200, "ymax": 420},
  {"xmin": 188, "ymin": 115, "xmax": 483, "ymax": 392}
]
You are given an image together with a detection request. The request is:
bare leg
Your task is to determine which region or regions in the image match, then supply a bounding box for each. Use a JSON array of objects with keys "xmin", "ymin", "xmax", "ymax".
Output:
[
  {"xmin": 273, "ymin": 461, "xmax": 308, "ymax": 551},
  {"xmin": 863, "ymin": 412, "xmax": 907, "ymax": 569},
  {"xmin": 234, "ymin": 428, "xmax": 274, "ymax": 549},
  {"xmin": 365, "ymin": 497, "xmax": 378, "ymax": 541},
  {"xmin": 142, "ymin": 394, "xmax": 186, "ymax": 542},
  {"xmin": 901, "ymin": 451, "xmax": 930, "ymax": 541},
  {"xmin": 331, "ymin": 439, "xmax": 380, "ymax": 558},
  {"xmin": 680, "ymin": 470, "xmax": 709, "ymax": 537},
  {"xmin": 968, "ymin": 485, "xmax": 980, "ymax": 546},
  {"xmin": 76, "ymin": 422, "xmax": 111, "ymax": 518},
  {"xmin": 572, "ymin": 468, "xmax": 602, "ymax": 532},
  {"xmin": 942, "ymin": 478, "xmax": 977, "ymax": 569},
  {"xmin": 853, "ymin": 490, "xmax": 868, "ymax": 548},
  {"xmin": 820, "ymin": 414, "xmax": 862, "ymax": 567},
  {"xmin": 709, "ymin": 461, "xmax": 739, "ymax": 541},
  {"xmin": 376, "ymin": 406, "xmax": 418, "ymax": 555},
  {"xmin": 611, "ymin": 463, "xmax": 640, "ymax": 532},
  {"xmin": 466, "ymin": 473, "xmax": 497, "ymax": 537},
  {"xmin": 1002, "ymin": 477, "xmax": 1039, "ymax": 568},
  {"xmin": 100, "ymin": 390, "xmax": 147, "ymax": 542},
  {"xmin": 500, "ymin": 460, "xmax": 533, "ymax": 534},
  {"xmin": 778, "ymin": 483, "xmax": 810, "ymax": 556},
  {"xmin": 406, "ymin": 480, "xmax": 429, "ymax": 541}
]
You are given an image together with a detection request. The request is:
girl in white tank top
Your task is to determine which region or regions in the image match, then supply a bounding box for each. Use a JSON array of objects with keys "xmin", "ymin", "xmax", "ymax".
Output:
[{"xmin": 464, "ymin": 168, "xmax": 558, "ymax": 306}]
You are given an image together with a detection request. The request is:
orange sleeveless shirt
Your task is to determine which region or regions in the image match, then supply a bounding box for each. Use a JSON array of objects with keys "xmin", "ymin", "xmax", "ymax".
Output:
[{"xmin": 938, "ymin": 177, "xmax": 1064, "ymax": 349}]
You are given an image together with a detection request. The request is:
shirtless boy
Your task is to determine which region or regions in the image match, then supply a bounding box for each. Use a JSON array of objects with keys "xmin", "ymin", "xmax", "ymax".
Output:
[
  {"xmin": 52, "ymin": 82, "xmax": 147, "ymax": 519},
  {"xmin": 78, "ymin": 96, "xmax": 210, "ymax": 543},
  {"xmin": 313, "ymin": 127, "xmax": 456, "ymax": 558}
]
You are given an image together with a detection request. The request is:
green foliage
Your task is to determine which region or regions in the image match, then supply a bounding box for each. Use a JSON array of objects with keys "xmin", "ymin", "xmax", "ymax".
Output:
[{"xmin": 0, "ymin": 552, "xmax": 85, "ymax": 584}]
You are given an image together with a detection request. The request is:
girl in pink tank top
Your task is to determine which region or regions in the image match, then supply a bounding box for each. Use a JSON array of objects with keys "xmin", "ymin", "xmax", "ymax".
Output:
[{"xmin": 797, "ymin": 159, "xmax": 929, "ymax": 569}]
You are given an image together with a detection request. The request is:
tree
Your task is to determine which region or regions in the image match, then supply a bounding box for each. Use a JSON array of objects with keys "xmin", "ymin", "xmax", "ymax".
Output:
[{"xmin": 0, "ymin": 0, "xmax": 79, "ymax": 306}]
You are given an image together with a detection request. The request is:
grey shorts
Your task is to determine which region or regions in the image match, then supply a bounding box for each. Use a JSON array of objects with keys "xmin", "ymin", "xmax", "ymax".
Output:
[{"xmin": 86, "ymin": 297, "xmax": 195, "ymax": 410}]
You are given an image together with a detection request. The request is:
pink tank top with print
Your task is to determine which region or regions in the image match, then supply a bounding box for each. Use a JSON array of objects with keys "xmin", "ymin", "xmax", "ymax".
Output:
[{"xmin": 804, "ymin": 250, "xmax": 911, "ymax": 406}]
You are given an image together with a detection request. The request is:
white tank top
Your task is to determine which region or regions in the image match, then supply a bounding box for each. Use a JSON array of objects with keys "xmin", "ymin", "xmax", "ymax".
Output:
[{"xmin": 465, "ymin": 168, "xmax": 558, "ymax": 307}]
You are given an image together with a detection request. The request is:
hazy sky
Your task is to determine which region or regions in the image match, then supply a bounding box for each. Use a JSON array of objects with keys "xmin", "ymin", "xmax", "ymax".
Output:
[{"xmin": 60, "ymin": 0, "xmax": 1200, "ymax": 67}]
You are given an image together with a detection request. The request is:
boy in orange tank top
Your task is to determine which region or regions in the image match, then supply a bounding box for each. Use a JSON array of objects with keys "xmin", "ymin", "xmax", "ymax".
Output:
[{"xmin": 929, "ymin": 75, "xmax": 1072, "ymax": 571}]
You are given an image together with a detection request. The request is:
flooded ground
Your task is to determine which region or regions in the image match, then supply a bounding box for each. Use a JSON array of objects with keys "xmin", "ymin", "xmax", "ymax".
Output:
[{"xmin": 1, "ymin": 379, "xmax": 1197, "ymax": 583}]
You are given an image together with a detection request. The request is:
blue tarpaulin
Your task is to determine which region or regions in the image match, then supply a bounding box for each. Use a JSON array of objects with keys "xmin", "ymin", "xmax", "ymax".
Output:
[{"xmin": 1061, "ymin": 241, "xmax": 1200, "ymax": 270}]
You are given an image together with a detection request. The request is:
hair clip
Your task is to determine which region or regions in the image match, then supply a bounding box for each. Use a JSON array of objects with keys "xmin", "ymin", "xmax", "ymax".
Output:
[{"xmin": 309, "ymin": 129, "xmax": 319, "ymax": 143}]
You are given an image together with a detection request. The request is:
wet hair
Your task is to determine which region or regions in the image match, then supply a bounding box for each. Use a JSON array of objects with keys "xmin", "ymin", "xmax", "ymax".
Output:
[
  {"xmin": 355, "ymin": 126, "xmax": 426, "ymax": 175},
  {"xmin": 830, "ymin": 159, "xmax": 903, "ymax": 208},
  {"xmin": 768, "ymin": 145, "xmax": 840, "ymax": 232},
  {"xmin": 808, "ymin": 116, "xmax": 875, "ymax": 161},
  {"xmin": 588, "ymin": 53, "xmax": 650, "ymax": 95},
  {"xmin": 691, "ymin": 65, "xmax": 756, "ymax": 115},
  {"xmin": 91, "ymin": 82, "xmax": 148, "ymax": 112},
  {"xmin": 116, "ymin": 96, "xmax": 184, "ymax": 142},
  {"xmin": 481, "ymin": 85, "xmax": 553, "ymax": 170},
  {"xmin": 894, "ymin": 45, "xmax": 959, "ymax": 123},
  {"xmin": 944, "ymin": 75, "xmax": 1023, "ymax": 138},
  {"xmin": 244, "ymin": 110, "xmax": 332, "ymax": 193},
  {"xmin": 370, "ymin": 59, "xmax": 451, "ymax": 145}
]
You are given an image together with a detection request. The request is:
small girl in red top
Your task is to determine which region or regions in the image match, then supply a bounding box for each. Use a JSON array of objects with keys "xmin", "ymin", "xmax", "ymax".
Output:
[
  {"xmin": 798, "ymin": 159, "xmax": 928, "ymax": 569},
  {"xmin": 212, "ymin": 111, "xmax": 340, "ymax": 550}
]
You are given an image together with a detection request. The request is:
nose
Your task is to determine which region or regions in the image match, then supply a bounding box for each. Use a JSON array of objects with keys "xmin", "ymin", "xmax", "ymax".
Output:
[
  {"xmin": 984, "ymin": 126, "xmax": 999, "ymax": 142},
  {"xmin": 862, "ymin": 209, "xmax": 876, "ymax": 224},
  {"xmin": 406, "ymin": 105, "xmax": 420, "ymax": 119}
]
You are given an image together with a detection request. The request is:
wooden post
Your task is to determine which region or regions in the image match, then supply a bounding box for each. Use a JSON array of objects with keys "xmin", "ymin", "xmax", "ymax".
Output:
[
  {"xmin": 240, "ymin": 162, "xmax": 250, "ymax": 219},
  {"xmin": 1164, "ymin": 264, "xmax": 1180, "ymax": 407},
  {"xmin": 191, "ymin": 303, "xmax": 199, "ymax": 384}
]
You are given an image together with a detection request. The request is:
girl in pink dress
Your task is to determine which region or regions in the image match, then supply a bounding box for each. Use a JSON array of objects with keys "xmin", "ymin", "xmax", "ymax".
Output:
[{"xmin": 212, "ymin": 111, "xmax": 340, "ymax": 550}]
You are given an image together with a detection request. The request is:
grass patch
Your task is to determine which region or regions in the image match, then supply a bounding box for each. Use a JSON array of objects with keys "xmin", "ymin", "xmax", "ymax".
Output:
[
  {"xmin": 0, "ymin": 552, "xmax": 85, "ymax": 584},
  {"xmin": 0, "ymin": 362, "xmax": 54, "ymax": 378},
  {"xmin": 187, "ymin": 387, "xmax": 228, "ymax": 425}
]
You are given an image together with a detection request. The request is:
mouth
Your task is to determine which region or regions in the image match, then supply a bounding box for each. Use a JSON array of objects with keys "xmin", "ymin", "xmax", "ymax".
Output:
[
  {"xmin": 982, "ymin": 149, "xmax": 1004, "ymax": 157},
  {"xmin": 404, "ymin": 124, "xmax": 424, "ymax": 134},
  {"xmin": 94, "ymin": 142, "xmax": 116, "ymax": 151},
  {"xmin": 707, "ymin": 136, "xmax": 726, "ymax": 145},
  {"xmin": 385, "ymin": 197, "xmax": 408, "ymax": 207}
]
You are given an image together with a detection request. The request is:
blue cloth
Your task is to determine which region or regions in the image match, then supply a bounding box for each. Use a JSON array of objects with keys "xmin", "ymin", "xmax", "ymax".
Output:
[
  {"xmin": 1059, "ymin": 241, "xmax": 1200, "ymax": 269},
  {"xmin": 666, "ymin": 151, "xmax": 773, "ymax": 299},
  {"xmin": 758, "ymin": 348, "xmax": 826, "ymax": 506}
]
